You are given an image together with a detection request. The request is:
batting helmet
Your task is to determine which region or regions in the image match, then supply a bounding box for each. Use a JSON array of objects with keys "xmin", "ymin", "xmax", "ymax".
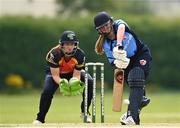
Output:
[{"xmin": 94, "ymin": 11, "xmax": 113, "ymax": 30}]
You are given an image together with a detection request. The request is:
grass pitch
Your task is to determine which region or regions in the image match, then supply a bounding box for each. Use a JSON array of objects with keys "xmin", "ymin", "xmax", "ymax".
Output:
[
  {"xmin": 1, "ymin": 123, "xmax": 180, "ymax": 128},
  {"xmin": 0, "ymin": 91, "xmax": 180, "ymax": 126}
]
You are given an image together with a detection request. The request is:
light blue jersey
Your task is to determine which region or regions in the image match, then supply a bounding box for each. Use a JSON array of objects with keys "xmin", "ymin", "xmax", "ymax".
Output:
[{"xmin": 103, "ymin": 20, "xmax": 138, "ymax": 64}]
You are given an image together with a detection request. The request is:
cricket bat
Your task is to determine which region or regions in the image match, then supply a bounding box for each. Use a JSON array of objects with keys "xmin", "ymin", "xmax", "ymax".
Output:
[
  {"xmin": 112, "ymin": 26, "xmax": 125, "ymax": 112},
  {"xmin": 112, "ymin": 68, "xmax": 124, "ymax": 112}
]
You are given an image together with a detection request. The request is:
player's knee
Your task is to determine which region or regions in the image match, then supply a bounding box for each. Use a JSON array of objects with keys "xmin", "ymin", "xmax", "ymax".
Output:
[
  {"xmin": 81, "ymin": 71, "xmax": 93, "ymax": 87},
  {"xmin": 127, "ymin": 67, "xmax": 145, "ymax": 88}
]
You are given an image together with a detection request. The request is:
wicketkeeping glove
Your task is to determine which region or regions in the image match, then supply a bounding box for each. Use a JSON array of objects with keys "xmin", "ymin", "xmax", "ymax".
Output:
[
  {"xmin": 59, "ymin": 78, "xmax": 71, "ymax": 96},
  {"xmin": 69, "ymin": 77, "xmax": 85, "ymax": 96}
]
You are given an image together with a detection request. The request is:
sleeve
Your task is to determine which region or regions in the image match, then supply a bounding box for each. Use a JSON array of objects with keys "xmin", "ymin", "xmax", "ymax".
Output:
[
  {"xmin": 115, "ymin": 19, "xmax": 129, "ymax": 27},
  {"xmin": 122, "ymin": 32, "xmax": 137, "ymax": 57},
  {"xmin": 75, "ymin": 49, "xmax": 85, "ymax": 70},
  {"xmin": 46, "ymin": 49, "xmax": 60, "ymax": 68}
]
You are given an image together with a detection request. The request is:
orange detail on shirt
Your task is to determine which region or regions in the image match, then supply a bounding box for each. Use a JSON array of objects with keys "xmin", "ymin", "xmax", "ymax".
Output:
[{"xmin": 59, "ymin": 57, "xmax": 78, "ymax": 74}]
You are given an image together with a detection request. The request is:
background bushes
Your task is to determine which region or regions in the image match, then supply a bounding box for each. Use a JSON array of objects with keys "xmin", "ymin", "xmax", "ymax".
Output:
[{"xmin": 0, "ymin": 15, "xmax": 180, "ymax": 90}]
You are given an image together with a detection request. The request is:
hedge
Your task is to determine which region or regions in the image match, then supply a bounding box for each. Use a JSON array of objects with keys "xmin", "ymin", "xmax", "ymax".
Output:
[{"xmin": 0, "ymin": 15, "xmax": 180, "ymax": 90}]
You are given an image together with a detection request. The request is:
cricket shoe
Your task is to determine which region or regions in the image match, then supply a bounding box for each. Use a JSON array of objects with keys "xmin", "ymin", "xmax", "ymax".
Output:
[
  {"xmin": 120, "ymin": 113, "xmax": 136, "ymax": 125},
  {"xmin": 140, "ymin": 96, "xmax": 150, "ymax": 110},
  {"xmin": 32, "ymin": 120, "xmax": 43, "ymax": 124},
  {"xmin": 80, "ymin": 112, "xmax": 92, "ymax": 123}
]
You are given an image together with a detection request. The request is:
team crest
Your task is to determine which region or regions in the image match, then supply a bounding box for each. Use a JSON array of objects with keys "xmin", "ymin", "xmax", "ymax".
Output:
[
  {"xmin": 67, "ymin": 33, "xmax": 75, "ymax": 40},
  {"xmin": 139, "ymin": 59, "xmax": 147, "ymax": 66}
]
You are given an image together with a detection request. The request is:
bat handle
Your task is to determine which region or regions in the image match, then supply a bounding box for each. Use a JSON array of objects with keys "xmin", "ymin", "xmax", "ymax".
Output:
[{"xmin": 118, "ymin": 45, "xmax": 123, "ymax": 50}]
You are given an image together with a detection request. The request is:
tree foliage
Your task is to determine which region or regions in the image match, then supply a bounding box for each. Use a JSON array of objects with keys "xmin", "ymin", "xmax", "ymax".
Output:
[
  {"xmin": 0, "ymin": 16, "xmax": 180, "ymax": 90},
  {"xmin": 56, "ymin": 0, "xmax": 151, "ymax": 16}
]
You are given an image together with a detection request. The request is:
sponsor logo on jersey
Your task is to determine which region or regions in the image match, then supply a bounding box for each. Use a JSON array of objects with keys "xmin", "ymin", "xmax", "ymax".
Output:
[{"xmin": 50, "ymin": 53, "xmax": 54, "ymax": 60}]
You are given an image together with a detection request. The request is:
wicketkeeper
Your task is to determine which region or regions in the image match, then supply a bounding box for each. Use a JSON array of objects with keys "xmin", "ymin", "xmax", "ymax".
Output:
[
  {"xmin": 93, "ymin": 12, "xmax": 152, "ymax": 125},
  {"xmin": 33, "ymin": 31, "xmax": 93, "ymax": 124}
]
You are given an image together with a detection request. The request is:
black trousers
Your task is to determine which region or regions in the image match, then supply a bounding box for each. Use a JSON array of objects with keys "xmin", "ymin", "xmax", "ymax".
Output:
[{"xmin": 36, "ymin": 70, "xmax": 93, "ymax": 123}]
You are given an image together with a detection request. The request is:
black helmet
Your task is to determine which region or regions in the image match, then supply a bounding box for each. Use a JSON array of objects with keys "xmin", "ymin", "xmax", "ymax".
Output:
[
  {"xmin": 59, "ymin": 30, "xmax": 78, "ymax": 45},
  {"xmin": 94, "ymin": 11, "xmax": 112, "ymax": 30},
  {"xmin": 59, "ymin": 31, "xmax": 79, "ymax": 56}
]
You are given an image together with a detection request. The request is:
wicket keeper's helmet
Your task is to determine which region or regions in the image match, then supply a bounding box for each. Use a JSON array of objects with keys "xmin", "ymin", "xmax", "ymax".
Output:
[
  {"xmin": 94, "ymin": 11, "xmax": 113, "ymax": 30},
  {"xmin": 59, "ymin": 31, "xmax": 79, "ymax": 56},
  {"xmin": 59, "ymin": 30, "xmax": 79, "ymax": 45}
]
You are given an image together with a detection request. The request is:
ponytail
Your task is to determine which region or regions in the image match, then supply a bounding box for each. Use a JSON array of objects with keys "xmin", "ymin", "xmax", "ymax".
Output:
[{"xmin": 95, "ymin": 35, "xmax": 105, "ymax": 55}]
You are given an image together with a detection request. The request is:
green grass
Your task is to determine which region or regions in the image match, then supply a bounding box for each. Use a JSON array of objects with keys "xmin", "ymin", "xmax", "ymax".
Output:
[{"xmin": 0, "ymin": 91, "xmax": 180, "ymax": 124}]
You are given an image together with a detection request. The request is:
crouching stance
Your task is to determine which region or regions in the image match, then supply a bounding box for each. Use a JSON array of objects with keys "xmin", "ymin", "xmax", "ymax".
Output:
[
  {"xmin": 93, "ymin": 12, "xmax": 152, "ymax": 125},
  {"xmin": 33, "ymin": 31, "xmax": 93, "ymax": 124}
]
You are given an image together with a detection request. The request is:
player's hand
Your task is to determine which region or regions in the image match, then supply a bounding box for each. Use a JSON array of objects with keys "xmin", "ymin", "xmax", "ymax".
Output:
[
  {"xmin": 69, "ymin": 77, "xmax": 84, "ymax": 96},
  {"xmin": 113, "ymin": 46, "xmax": 127, "ymax": 60},
  {"xmin": 59, "ymin": 78, "xmax": 71, "ymax": 96},
  {"xmin": 114, "ymin": 57, "xmax": 130, "ymax": 69}
]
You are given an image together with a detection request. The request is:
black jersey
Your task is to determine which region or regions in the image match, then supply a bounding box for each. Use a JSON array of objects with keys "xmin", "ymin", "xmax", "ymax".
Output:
[{"xmin": 45, "ymin": 45, "xmax": 85, "ymax": 74}]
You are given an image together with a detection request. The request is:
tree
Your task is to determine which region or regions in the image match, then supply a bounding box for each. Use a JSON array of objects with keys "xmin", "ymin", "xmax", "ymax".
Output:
[{"xmin": 56, "ymin": 0, "xmax": 151, "ymax": 16}]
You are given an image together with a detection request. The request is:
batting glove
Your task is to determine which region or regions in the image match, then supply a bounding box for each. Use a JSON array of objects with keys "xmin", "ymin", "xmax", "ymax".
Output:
[
  {"xmin": 114, "ymin": 57, "xmax": 130, "ymax": 69},
  {"xmin": 113, "ymin": 46, "xmax": 127, "ymax": 60}
]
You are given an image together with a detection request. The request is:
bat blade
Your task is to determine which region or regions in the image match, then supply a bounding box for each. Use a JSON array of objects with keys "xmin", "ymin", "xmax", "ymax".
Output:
[{"xmin": 112, "ymin": 68, "xmax": 124, "ymax": 112}]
